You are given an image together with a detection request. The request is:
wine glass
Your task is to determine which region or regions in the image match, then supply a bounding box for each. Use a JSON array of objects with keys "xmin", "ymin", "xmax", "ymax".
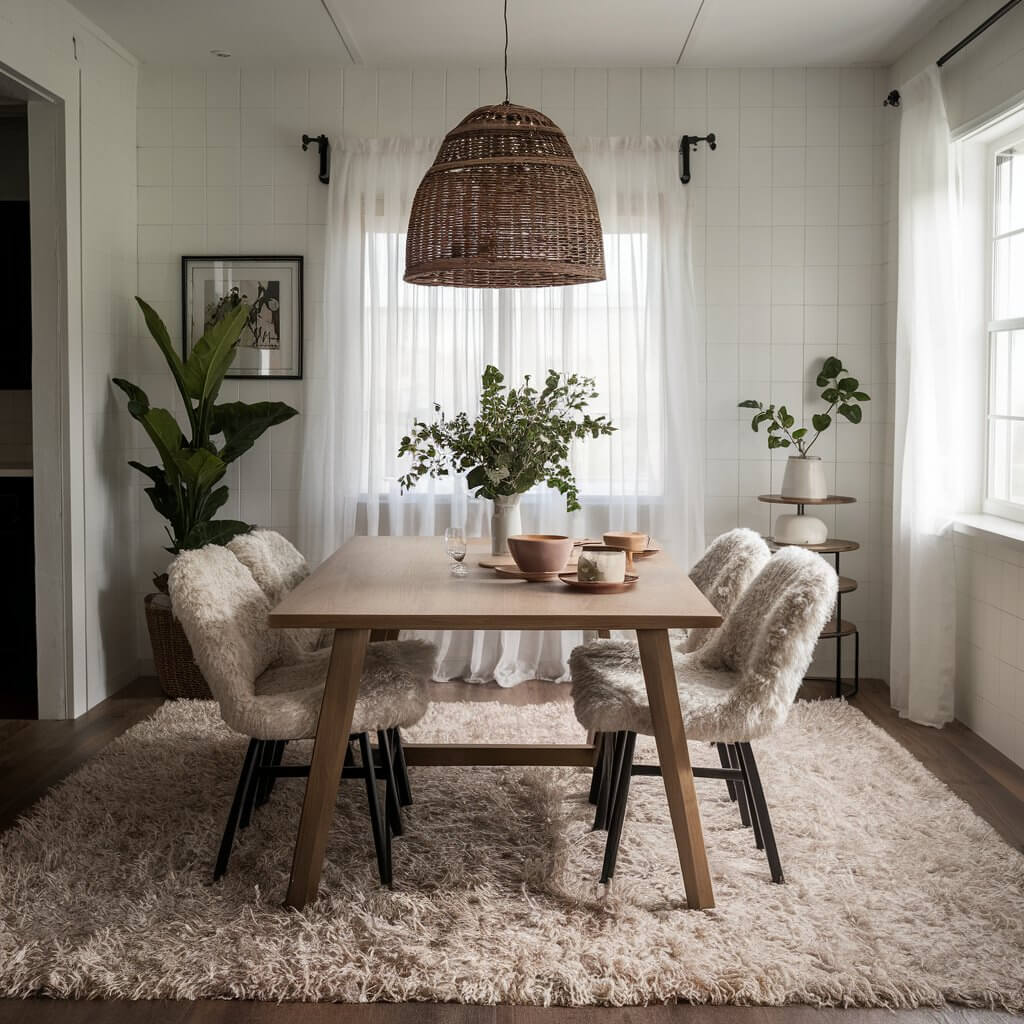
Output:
[{"xmin": 445, "ymin": 527, "xmax": 468, "ymax": 577}]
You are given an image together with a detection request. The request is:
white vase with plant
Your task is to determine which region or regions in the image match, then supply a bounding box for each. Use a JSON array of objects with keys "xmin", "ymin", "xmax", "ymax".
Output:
[
  {"xmin": 398, "ymin": 365, "xmax": 616, "ymax": 556},
  {"xmin": 739, "ymin": 356, "xmax": 871, "ymax": 501}
]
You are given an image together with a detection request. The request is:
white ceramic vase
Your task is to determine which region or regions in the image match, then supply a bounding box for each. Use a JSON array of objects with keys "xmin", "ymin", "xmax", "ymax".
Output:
[
  {"xmin": 780, "ymin": 456, "xmax": 828, "ymax": 500},
  {"xmin": 490, "ymin": 494, "xmax": 523, "ymax": 556},
  {"xmin": 773, "ymin": 513, "xmax": 828, "ymax": 545}
]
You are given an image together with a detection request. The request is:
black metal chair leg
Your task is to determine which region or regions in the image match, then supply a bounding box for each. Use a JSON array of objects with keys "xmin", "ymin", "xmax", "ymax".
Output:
[
  {"xmin": 600, "ymin": 732, "xmax": 637, "ymax": 884},
  {"xmin": 358, "ymin": 732, "xmax": 392, "ymax": 887},
  {"xmin": 588, "ymin": 732, "xmax": 605, "ymax": 805},
  {"xmin": 256, "ymin": 739, "xmax": 285, "ymax": 807},
  {"xmin": 736, "ymin": 742, "xmax": 784, "ymax": 884},
  {"xmin": 725, "ymin": 743, "xmax": 754, "ymax": 832},
  {"xmin": 239, "ymin": 740, "xmax": 268, "ymax": 829},
  {"xmin": 377, "ymin": 730, "xmax": 404, "ymax": 837},
  {"xmin": 390, "ymin": 728, "xmax": 413, "ymax": 807},
  {"xmin": 716, "ymin": 742, "xmax": 737, "ymax": 802},
  {"xmin": 214, "ymin": 738, "xmax": 260, "ymax": 881},
  {"xmin": 266, "ymin": 740, "xmax": 286, "ymax": 800},
  {"xmin": 592, "ymin": 732, "xmax": 616, "ymax": 831}
]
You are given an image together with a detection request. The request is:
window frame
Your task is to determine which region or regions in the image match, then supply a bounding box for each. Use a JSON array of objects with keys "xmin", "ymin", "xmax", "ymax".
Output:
[{"xmin": 983, "ymin": 124, "xmax": 1024, "ymax": 523}]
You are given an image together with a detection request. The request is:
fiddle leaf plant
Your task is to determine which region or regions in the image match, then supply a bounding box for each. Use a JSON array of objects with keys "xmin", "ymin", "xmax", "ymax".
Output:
[
  {"xmin": 114, "ymin": 297, "xmax": 299, "ymax": 554},
  {"xmin": 398, "ymin": 364, "xmax": 615, "ymax": 513},
  {"xmin": 738, "ymin": 355, "xmax": 870, "ymax": 455}
]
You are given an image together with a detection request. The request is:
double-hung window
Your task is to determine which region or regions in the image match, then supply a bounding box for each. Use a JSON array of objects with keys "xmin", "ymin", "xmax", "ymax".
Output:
[{"xmin": 985, "ymin": 129, "xmax": 1024, "ymax": 520}]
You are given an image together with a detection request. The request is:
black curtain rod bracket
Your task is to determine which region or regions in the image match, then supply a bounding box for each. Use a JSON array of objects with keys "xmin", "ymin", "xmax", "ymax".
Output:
[
  {"xmin": 301, "ymin": 133, "xmax": 330, "ymax": 184},
  {"xmin": 883, "ymin": 90, "xmax": 901, "ymax": 108},
  {"xmin": 679, "ymin": 133, "xmax": 716, "ymax": 185}
]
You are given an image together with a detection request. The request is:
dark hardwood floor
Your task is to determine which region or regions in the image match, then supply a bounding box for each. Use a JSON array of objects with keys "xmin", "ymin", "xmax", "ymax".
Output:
[{"xmin": 1, "ymin": 676, "xmax": 1022, "ymax": 1024}]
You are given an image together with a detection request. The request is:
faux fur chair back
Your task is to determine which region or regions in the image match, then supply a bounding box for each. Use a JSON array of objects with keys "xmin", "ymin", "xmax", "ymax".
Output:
[
  {"xmin": 168, "ymin": 545, "xmax": 281, "ymax": 723},
  {"xmin": 227, "ymin": 530, "xmax": 322, "ymax": 658},
  {"xmin": 684, "ymin": 528, "xmax": 771, "ymax": 652},
  {"xmin": 227, "ymin": 529, "xmax": 309, "ymax": 606},
  {"xmin": 695, "ymin": 546, "xmax": 838, "ymax": 734}
]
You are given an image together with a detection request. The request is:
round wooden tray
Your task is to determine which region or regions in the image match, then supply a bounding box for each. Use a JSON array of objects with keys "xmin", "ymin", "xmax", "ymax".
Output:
[
  {"xmin": 838, "ymin": 576, "xmax": 857, "ymax": 594},
  {"xmin": 768, "ymin": 537, "xmax": 860, "ymax": 554},
  {"xmin": 820, "ymin": 618, "xmax": 857, "ymax": 639},
  {"xmin": 493, "ymin": 565, "xmax": 562, "ymax": 582},
  {"xmin": 758, "ymin": 494, "xmax": 856, "ymax": 505}
]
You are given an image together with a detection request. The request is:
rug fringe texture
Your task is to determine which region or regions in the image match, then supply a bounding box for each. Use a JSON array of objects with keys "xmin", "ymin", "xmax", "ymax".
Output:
[{"xmin": 0, "ymin": 697, "xmax": 1022, "ymax": 1007}]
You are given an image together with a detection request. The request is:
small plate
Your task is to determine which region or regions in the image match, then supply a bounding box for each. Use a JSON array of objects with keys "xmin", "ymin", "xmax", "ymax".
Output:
[
  {"xmin": 494, "ymin": 565, "xmax": 561, "ymax": 582},
  {"xmin": 632, "ymin": 547, "xmax": 661, "ymax": 559},
  {"xmin": 558, "ymin": 572, "xmax": 639, "ymax": 593}
]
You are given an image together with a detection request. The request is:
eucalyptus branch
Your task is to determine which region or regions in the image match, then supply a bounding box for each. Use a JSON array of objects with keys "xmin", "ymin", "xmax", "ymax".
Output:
[{"xmin": 398, "ymin": 365, "xmax": 615, "ymax": 513}]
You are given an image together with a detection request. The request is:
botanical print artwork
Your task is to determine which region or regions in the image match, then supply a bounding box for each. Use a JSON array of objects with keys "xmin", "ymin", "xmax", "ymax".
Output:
[
  {"xmin": 204, "ymin": 280, "xmax": 282, "ymax": 351},
  {"xmin": 183, "ymin": 256, "xmax": 303, "ymax": 379}
]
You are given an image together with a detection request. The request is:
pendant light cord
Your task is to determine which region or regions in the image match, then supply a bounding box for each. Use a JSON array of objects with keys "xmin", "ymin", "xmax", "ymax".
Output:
[{"xmin": 503, "ymin": 0, "xmax": 510, "ymax": 103}]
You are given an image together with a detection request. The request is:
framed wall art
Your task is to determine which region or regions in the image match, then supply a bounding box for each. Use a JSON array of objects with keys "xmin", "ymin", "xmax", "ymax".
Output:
[{"xmin": 182, "ymin": 256, "xmax": 303, "ymax": 379}]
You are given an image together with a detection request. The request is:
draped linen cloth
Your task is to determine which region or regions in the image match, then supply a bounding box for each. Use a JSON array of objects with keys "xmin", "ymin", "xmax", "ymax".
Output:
[{"xmin": 890, "ymin": 68, "xmax": 961, "ymax": 725}]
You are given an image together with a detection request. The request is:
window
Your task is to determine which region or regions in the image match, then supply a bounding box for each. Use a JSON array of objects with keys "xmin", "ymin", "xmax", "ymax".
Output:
[
  {"xmin": 360, "ymin": 228, "xmax": 660, "ymax": 500},
  {"xmin": 985, "ymin": 129, "xmax": 1024, "ymax": 520}
]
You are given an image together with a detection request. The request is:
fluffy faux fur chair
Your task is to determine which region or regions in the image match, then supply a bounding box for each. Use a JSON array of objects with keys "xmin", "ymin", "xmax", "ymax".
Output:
[
  {"xmin": 227, "ymin": 528, "xmax": 328, "ymax": 656},
  {"xmin": 591, "ymin": 529, "xmax": 771, "ymax": 818},
  {"xmin": 169, "ymin": 543, "xmax": 435, "ymax": 886},
  {"xmin": 679, "ymin": 527, "xmax": 771, "ymax": 653},
  {"xmin": 571, "ymin": 546, "xmax": 837, "ymax": 887}
]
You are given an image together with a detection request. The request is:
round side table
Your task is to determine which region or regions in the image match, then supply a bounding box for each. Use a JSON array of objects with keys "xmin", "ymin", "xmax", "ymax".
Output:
[{"xmin": 758, "ymin": 494, "xmax": 860, "ymax": 698}]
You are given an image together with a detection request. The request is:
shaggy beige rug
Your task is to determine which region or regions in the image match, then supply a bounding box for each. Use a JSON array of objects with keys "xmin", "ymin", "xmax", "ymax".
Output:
[{"xmin": 0, "ymin": 697, "xmax": 1022, "ymax": 1008}]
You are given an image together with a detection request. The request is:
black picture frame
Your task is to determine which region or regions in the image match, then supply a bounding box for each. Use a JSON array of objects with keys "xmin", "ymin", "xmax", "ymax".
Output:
[{"xmin": 181, "ymin": 255, "xmax": 303, "ymax": 380}]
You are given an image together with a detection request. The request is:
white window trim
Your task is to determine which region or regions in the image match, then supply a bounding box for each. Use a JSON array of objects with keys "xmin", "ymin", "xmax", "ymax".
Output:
[{"xmin": 982, "ymin": 124, "xmax": 1024, "ymax": 524}]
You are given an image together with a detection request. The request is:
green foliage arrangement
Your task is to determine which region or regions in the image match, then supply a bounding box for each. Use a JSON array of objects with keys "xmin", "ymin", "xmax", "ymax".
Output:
[
  {"xmin": 114, "ymin": 297, "xmax": 299, "ymax": 554},
  {"xmin": 398, "ymin": 365, "xmax": 615, "ymax": 513},
  {"xmin": 738, "ymin": 355, "xmax": 870, "ymax": 455}
]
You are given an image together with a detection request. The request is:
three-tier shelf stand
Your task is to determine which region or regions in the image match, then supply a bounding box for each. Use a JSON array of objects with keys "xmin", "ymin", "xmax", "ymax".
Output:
[{"xmin": 758, "ymin": 494, "xmax": 859, "ymax": 698}]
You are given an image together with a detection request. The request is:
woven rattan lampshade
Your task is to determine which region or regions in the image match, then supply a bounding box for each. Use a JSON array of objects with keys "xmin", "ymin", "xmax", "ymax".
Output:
[{"xmin": 404, "ymin": 102, "xmax": 605, "ymax": 288}]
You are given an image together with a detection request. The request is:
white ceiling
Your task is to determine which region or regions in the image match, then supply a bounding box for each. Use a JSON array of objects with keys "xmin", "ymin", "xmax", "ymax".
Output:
[
  {"xmin": 327, "ymin": 0, "xmax": 701, "ymax": 67},
  {"xmin": 69, "ymin": 0, "xmax": 963, "ymax": 68},
  {"xmin": 681, "ymin": 0, "xmax": 965, "ymax": 66},
  {"xmin": 68, "ymin": 0, "xmax": 358, "ymax": 68}
]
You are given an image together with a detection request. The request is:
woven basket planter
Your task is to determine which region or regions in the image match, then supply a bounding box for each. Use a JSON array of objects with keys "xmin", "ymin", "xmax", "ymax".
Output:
[{"xmin": 144, "ymin": 592, "xmax": 211, "ymax": 700}]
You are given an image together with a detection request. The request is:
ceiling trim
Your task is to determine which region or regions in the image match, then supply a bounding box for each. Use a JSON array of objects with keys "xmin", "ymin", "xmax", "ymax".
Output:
[
  {"xmin": 675, "ymin": 0, "xmax": 708, "ymax": 64},
  {"xmin": 319, "ymin": 0, "xmax": 362, "ymax": 63}
]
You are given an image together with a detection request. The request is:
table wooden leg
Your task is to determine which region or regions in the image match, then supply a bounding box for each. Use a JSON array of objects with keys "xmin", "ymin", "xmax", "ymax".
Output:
[
  {"xmin": 636, "ymin": 628, "xmax": 715, "ymax": 910},
  {"xmin": 285, "ymin": 627, "xmax": 370, "ymax": 910}
]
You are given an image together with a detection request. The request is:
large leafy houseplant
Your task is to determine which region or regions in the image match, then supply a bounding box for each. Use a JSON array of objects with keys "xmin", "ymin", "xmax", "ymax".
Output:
[
  {"xmin": 398, "ymin": 365, "xmax": 615, "ymax": 513},
  {"xmin": 114, "ymin": 297, "xmax": 299, "ymax": 556}
]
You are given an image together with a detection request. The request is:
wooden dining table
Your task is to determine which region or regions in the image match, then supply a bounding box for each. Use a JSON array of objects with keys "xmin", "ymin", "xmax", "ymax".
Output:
[{"xmin": 268, "ymin": 535, "xmax": 723, "ymax": 911}]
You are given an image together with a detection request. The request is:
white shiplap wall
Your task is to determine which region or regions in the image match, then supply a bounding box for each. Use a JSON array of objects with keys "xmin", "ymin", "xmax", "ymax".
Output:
[{"xmin": 136, "ymin": 63, "xmax": 892, "ymax": 679}]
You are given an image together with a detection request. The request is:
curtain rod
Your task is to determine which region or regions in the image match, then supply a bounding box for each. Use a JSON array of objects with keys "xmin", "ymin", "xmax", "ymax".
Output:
[
  {"xmin": 885, "ymin": 0, "xmax": 1023, "ymax": 108},
  {"xmin": 936, "ymin": 0, "xmax": 1022, "ymax": 66}
]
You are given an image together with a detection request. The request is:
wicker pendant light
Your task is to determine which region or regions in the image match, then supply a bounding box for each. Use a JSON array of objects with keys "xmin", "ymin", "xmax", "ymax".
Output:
[{"xmin": 404, "ymin": 4, "xmax": 605, "ymax": 288}]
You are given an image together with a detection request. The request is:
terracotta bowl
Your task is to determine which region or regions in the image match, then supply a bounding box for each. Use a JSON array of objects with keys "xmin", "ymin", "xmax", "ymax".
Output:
[
  {"xmin": 507, "ymin": 534, "xmax": 574, "ymax": 574},
  {"xmin": 602, "ymin": 531, "xmax": 649, "ymax": 552}
]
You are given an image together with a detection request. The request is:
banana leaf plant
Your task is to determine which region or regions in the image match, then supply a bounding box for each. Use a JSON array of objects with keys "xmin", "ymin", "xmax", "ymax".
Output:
[{"xmin": 114, "ymin": 296, "xmax": 299, "ymax": 555}]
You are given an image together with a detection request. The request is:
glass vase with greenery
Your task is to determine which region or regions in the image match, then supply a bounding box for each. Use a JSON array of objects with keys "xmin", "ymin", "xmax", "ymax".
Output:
[
  {"xmin": 114, "ymin": 297, "xmax": 299, "ymax": 568},
  {"xmin": 398, "ymin": 365, "xmax": 615, "ymax": 553}
]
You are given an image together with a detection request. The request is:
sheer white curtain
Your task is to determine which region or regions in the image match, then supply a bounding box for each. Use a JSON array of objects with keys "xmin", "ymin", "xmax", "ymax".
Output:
[
  {"xmin": 301, "ymin": 136, "xmax": 703, "ymax": 685},
  {"xmin": 890, "ymin": 67, "xmax": 963, "ymax": 725}
]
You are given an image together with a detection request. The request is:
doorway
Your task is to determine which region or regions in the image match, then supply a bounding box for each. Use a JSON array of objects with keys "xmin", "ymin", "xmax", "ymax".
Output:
[
  {"xmin": 0, "ymin": 92, "xmax": 36, "ymax": 718},
  {"xmin": 0, "ymin": 62, "xmax": 75, "ymax": 722}
]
